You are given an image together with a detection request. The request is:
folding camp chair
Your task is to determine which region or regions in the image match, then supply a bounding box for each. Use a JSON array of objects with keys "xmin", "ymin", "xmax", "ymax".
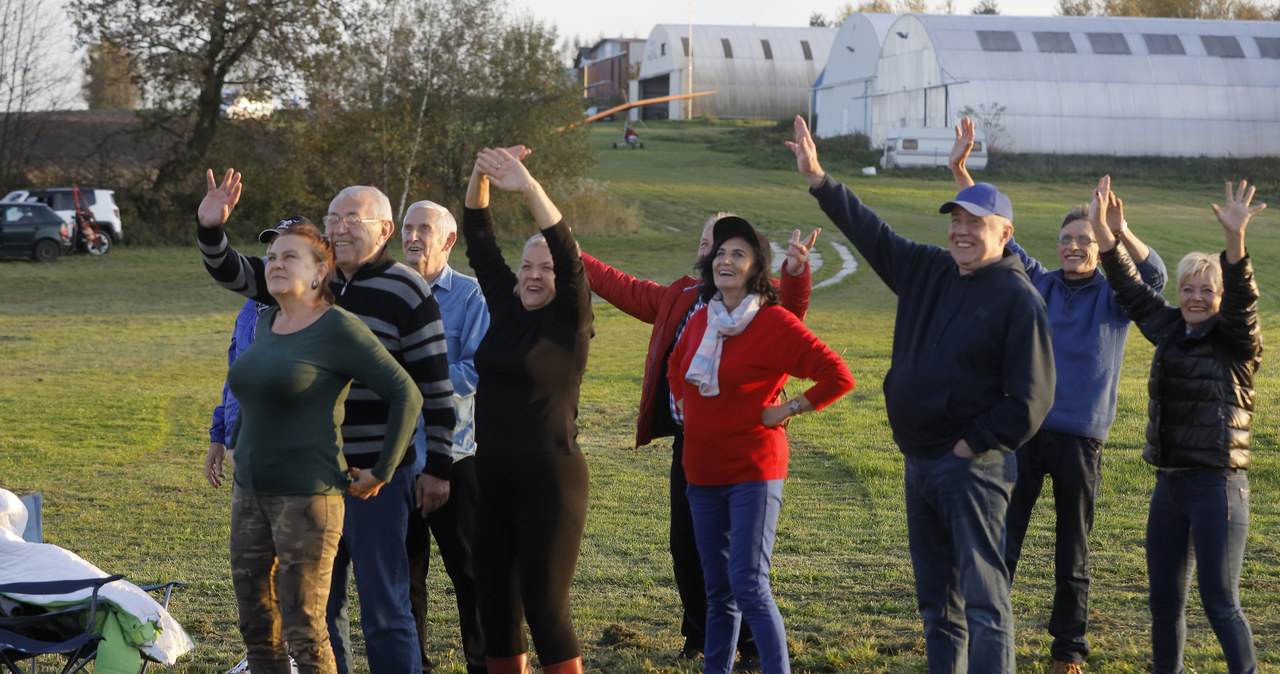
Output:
[{"xmin": 0, "ymin": 575, "xmax": 185, "ymax": 674}]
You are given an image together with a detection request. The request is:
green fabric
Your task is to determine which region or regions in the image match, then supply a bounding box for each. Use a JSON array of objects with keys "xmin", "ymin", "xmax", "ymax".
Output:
[
  {"xmin": 228, "ymin": 306, "xmax": 422, "ymax": 493},
  {"xmin": 93, "ymin": 610, "xmax": 143, "ymax": 674}
]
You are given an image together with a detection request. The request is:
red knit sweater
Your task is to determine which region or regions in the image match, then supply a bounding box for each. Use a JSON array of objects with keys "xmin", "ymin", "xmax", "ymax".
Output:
[{"xmin": 668, "ymin": 304, "xmax": 854, "ymax": 486}]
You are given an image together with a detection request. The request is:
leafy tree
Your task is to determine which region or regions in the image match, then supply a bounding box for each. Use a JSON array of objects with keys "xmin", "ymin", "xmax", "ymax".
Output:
[
  {"xmin": 972, "ymin": 0, "xmax": 1002, "ymax": 13},
  {"xmin": 68, "ymin": 0, "xmax": 344, "ymax": 229},
  {"xmin": 851, "ymin": 0, "xmax": 894, "ymax": 13},
  {"xmin": 83, "ymin": 40, "xmax": 138, "ymax": 109},
  {"xmin": 1058, "ymin": 0, "xmax": 1095, "ymax": 14},
  {"xmin": 897, "ymin": 0, "xmax": 930, "ymax": 11},
  {"xmin": 810, "ymin": 11, "xmax": 831, "ymax": 26}
]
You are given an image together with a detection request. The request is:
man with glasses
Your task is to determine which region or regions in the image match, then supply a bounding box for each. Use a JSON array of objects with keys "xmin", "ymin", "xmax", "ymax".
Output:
[
  {"xmin": 950, "ymin": 122, "xmax": 1165, "ymax": 674},
  {"xmin": 197, "ymin": 172, "xmax": 455, "ymax": 674}
]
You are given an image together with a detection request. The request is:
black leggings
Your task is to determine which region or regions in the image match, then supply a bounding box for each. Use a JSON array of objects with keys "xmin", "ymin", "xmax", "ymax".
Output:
[{"xmin": 475, "ymin": 450, "xmax": 589, "ymax": 664}]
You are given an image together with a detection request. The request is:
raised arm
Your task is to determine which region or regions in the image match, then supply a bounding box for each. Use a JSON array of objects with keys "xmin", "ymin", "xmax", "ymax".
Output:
[
  {"xmin": 476, "ymin": 147, "xmax": 561, "ymax": 231},
  {"xmin": 949, "ymin": 118, "xmax": 976, "ymax": 190},
  {"xmin": 785, "ymin": 115, "xmax": 827, "ymax": 189},
  {"xmin": 195, "ymin": 168, "xmax": 273, "ymax": 303}
]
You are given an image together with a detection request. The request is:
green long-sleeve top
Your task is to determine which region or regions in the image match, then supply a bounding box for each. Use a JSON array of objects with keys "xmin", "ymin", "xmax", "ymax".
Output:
[{"xmin": 228, "ymin": 305, "xmax": 423, "ymax": 495}]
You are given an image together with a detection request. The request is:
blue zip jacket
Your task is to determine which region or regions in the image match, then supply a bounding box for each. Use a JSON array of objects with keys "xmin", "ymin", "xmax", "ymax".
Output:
[{"xmin": 209, "ymin": 300, "xmax": 260, "ymax": 445}]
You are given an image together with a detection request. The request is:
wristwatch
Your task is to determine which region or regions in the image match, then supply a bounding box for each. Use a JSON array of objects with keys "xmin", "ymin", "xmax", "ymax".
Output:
[{"xmin": 788, "ymin": 398, "xmax": 803, "ymax": 416}]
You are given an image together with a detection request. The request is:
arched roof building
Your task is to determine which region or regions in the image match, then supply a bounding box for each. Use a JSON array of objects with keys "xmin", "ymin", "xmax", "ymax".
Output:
[
  {"xmin": 812, "ymin": 13, "xmax": 899, "ymax": 139},
  {"xmin": 630, "ymin": 24, "xmax": 836, "ymax": 120},
  {"xmin": 863, "ymin": 14, "xmax": 1280, "ymax": 156}
]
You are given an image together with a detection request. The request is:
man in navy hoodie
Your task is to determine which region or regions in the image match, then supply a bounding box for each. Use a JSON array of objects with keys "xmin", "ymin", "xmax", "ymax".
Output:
[
  {"xmin": 788, "ymin": 115, "xmax": 1055, "ymax": 674},
  {"xmin": 950, "ymin": 121, "xmax": 1165, "ymax": 674}
]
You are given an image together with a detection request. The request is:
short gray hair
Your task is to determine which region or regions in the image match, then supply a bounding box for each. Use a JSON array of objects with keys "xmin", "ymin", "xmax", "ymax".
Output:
[
  {"xmin": 405, "ymin": 200, "xmax": 456, "ymax": 236},
  {"xmin": 332, "ymin": 186, "xmax": 393, "ymax": 222},
  {"xmin": 523, "ymin": 233, "xmax": 549, "ymax": 256}
]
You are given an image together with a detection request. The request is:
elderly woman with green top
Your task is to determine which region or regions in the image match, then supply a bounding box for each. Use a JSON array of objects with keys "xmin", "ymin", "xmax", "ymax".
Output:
[{"xmin": 222, "ymin": 220, "xmax": 422, "ymax": 674}]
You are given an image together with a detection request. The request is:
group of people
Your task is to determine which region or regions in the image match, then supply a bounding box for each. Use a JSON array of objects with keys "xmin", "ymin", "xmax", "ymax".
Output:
[{"xmin": 192, "ymin": 112, "xmax": 1265, "ymax": 674}]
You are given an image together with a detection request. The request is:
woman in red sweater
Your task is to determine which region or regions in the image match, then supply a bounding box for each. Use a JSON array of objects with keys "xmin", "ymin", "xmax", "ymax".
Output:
[{"xmin": 669, "ymin": 217, "xmax": 854, "ymax": 674}]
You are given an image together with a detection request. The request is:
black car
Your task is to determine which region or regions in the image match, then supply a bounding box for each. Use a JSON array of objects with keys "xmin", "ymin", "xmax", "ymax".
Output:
[{"xmin": 0, "ymin": 201, "xmax": 72, "ymax": 262}]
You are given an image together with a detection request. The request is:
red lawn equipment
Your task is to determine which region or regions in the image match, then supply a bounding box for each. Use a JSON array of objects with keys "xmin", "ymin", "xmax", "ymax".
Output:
[{"xmin": 71, "ymin": 185, "xmax": 109, "ymax": 255}]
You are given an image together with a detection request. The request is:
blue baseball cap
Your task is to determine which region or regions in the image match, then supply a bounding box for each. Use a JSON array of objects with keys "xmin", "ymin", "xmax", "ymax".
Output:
[{"xmin": 939, "ymin": 183, "xmax": 1013, "ymax": 222}]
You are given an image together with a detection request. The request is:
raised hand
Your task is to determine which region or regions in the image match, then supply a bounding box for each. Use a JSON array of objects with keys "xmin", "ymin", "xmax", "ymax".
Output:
[
  {"xmin": 1212, "ymin": 180, "xmax": 1267, "ymax": 236},
  {"xmin": 950, "ymin": 117, "xmax": 975, "ymax": 170},
  {"xmin": 785, "ymin": 228, "xmax": 821, "ymax": 275},
  {"xmin": 476, "ymin": 146, "xmax": 535, "ymax": 193},
  {"xmin": 784, "ymin": 115, "xmax": 826, "ymax": 188},
  {"xmin": 198, "ymin": 168, "xmax": 242, "ymax": 228},
  {"xmin": 1105, "ymin": 189, "xmax": 1125, "ymax": 233}
]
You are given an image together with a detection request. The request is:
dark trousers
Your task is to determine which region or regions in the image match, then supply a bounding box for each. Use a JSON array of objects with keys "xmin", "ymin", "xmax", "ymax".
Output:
[
  {"xmin": 475, "ymin": 450, "xmax": 588, "ymax": 666},
  {"xmin": 407, "ymin": 457, "xmax": 486, "ymax": 674},
  {"xmin": 1148, "ymin": 470, "xmax": 1255, "ymax": 674},
  {"xmin": 1004, "ymin": 429, "xmax": 1102, "ymax": 665},
  {"xmin": 671, "ymin": 432, "xmax": 756, "ymax": 658}
]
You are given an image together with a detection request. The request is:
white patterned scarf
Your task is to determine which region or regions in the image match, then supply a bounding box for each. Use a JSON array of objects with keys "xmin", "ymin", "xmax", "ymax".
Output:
[{"xmin": 684, "ymin": 292, "xmax": 763, "ymax": 397}]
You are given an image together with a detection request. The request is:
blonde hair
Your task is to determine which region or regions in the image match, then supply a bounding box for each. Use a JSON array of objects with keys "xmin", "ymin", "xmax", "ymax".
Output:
[{"xmin": 1176, "ymin": 252, "xmax": 1222, "ymax": 292}]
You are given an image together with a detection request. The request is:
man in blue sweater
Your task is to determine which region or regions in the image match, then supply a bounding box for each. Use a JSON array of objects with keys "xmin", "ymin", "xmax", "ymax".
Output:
[{"xmin": 951, "ymin": 120, "xmax": 1166, "ymax": 674}]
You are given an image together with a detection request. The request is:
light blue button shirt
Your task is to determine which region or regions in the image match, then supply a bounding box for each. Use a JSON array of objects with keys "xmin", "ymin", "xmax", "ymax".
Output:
[{"xmin": 412, "ymin": 264, "xmax": 489, "ymax": 468}]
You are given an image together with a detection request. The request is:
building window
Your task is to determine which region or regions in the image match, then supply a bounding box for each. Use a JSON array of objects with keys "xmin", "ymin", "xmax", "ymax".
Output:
[
  {"xmin": 801, "ymin": 40, "xmax": 813, "ymax": 60},
  {"xmin": 977, "ymin": 31, "xmax": 1021, "ymax": 52},
  {"xmin": 1202, "ymin": 35, "xmax": 1244, "ymax": 58},
  {"xmin": 1033, "ymin": 31, "xmax": 1076, "ymax": 53},
  {"xmin": 1257, "ymin": 37, "xmax": 1280, "ymax": 59},
  {"xmin": 761, "ymin": 39, "xmax": 773, "ymax": 60},
  {"xmin": 661, "ymin": 43, "xmax": 667, "ymax": 57},
  {"xmin": 1087, "ymin": 32, "xmax": 1130, "ymax": 54},
  {"xmin": 721, "ymin": 38, "xmax": 733, "ymax": 58},
  {"xmin": 1142, "ymin": 33, "xmax": 1185, "ymax": 55},
  {"xmin": 680, "ymin": 37, "xmax": 688, "ymax": 56}
]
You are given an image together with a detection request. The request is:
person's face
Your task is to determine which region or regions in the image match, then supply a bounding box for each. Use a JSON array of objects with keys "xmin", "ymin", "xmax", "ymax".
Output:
[
  {"xmin": 265, "ymin": 236, "xmax": 324, "ymax": 300},
  {"xmin": 712, "ymin": 236, "xmax": 754, "ymax": 295},
  {"xmin": 327, "ymin": 192, "xmax": 391, "ymax": 272},
  {"xmin": 695, "ymin": 221, "xmax": 716, "ymax": 264},
  {"xmin": 401, "ymin": 207, "xmax": 453, "ymax": 277},
  {"xmin": 1057, "ymin": 218, "xmax": 1099, "ymax": 279},
  {"xmin": 948, "ymin": 207, "xmax": 1012, "ymax": 274},
  {"xmin": 518, "ymin": 243, "xmax": 556, "ymax": 310},
  {"xmin": 1179, "ymin": 271, "xmax": 1222, "ymax": 329}
]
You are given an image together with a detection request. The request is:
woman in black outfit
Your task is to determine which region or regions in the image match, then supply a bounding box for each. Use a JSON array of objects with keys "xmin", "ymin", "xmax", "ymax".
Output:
[
  {"xmin": 463, "ymin": 146, "xmax": 593, "ymax": 674},
  {"xmin": 1087, "ymin": 176, "xmax": 1265, "ymax": 674}
]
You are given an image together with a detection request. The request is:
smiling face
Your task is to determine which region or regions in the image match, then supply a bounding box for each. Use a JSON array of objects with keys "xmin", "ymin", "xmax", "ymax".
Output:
[
  {"xmin": 948, "ymin": 206, "xmax": 1012, "ymax": 275},
  {"xmin": 265, "ymin": 235, "xmax": 326, "ymax": 301},
  {"xmin": 401, "ymin": 205, "xmax": 455, "ymax": 282},
  {"xmin": 517, "ymin": 240, "xmax": 556, "ymax": 310},
  {"xmin": 712, "ymin": 236, "xmax": 754, "ymax": 296},
  {"xmin": 1057, "ymin": 218, "xmax": 1099, "ymax": 280},
  {"xmin": 326, "ymin": 190, "xmax": 393, "ymax": 276},
  {"xmin": 1179, "ymin": 271, "xmax": 1222, "ymax": 329}
]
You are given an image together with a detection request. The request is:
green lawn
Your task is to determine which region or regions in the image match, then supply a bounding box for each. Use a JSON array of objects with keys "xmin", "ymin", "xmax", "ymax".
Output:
[{"xmin": 1, "ymin": 122, "xmax": 1277, "ymax": 673}]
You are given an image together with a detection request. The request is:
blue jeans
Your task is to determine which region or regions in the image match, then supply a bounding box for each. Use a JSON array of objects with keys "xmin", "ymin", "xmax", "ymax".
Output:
[
  {"xmin": 687, "ymin": 480, "xmax": 788, "ymax": 674},
  {"xmin": 326, "ymin": 465, "xmax": 422, "ymax": 674},
  {"xmin": 1148, "ymin": 470, "xmax": 1255, "ymax": 674},
  {"xmin": 905, "ymin": 449, "xmax": 1017, "ymax": 674},
  {"xmin": 1005, "ymin": 430, "xmax": 1103, "ymax": 665}
]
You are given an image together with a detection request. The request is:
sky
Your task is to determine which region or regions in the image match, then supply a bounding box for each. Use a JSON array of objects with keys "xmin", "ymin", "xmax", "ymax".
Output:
[
  {"xmin": 512, "ymin": 0, "xmax": 1060, "ymax": 44},
  {"xmin": 41, "ymin": 0, "xmax": 1063, "ymax": 110}
]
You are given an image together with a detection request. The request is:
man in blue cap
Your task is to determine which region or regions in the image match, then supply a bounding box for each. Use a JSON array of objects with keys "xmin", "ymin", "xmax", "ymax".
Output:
[{"xmin": 788, "ymin": 116, "xmax": 1055, "ymax": 673}]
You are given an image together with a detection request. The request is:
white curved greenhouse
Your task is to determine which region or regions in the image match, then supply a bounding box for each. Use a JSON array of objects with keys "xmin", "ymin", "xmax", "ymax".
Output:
[
  {"xmin": 812, "ymin": 13, "xmax": 899, "ymax": 139},
  {"xmin": 862, "ymin": 14, "xmax": 1280, "ymax": 156},
  {"xmin": 630, "ymin": 24, "xmax": 836, "ymax": 121}
]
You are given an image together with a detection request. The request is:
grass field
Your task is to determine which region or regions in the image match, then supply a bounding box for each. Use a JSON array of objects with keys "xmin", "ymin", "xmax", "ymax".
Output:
[{"xmin": 1, "ymin": 121, "xmax": 1278, "ymax": 673}]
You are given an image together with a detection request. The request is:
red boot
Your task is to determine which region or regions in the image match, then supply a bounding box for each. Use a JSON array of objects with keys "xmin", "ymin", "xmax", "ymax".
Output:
[
  {"xmin": 542, "ymin": 656, "xmax": 584, "ymax": 674},
  {"xmin": 487, "ymin": 653, "xmax": 532, "ymax": 674}
]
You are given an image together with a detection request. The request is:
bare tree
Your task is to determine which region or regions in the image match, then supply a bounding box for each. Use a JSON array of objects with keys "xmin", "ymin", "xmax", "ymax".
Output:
[{"xmin": 0, "ymin": 0, "xmax": 77, "ymax": 183}]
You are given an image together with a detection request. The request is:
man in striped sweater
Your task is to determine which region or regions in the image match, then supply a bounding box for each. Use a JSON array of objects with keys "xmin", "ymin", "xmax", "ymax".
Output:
[{"xmin": 198, "ymin": 170, "xmax": 455, "ymax": 674}]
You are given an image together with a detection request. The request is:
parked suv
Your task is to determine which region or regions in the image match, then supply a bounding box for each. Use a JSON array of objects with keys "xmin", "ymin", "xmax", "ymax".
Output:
[
  {"xmin": 2, "ymin": 187, "xmax": 123, "ymax": 245},
  {"xmin": 0, "ymin": 201, "xmax": 72, "ymax": 262}
]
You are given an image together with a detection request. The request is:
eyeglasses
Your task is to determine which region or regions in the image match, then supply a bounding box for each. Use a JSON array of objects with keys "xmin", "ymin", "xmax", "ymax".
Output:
[
  {"xmin": 322, "ymin": 214, "xmax": 381, "ymax": 228},
  {"xmin": 1058, "ymin": 235, "xmax": 1097, "ymax": 247}
]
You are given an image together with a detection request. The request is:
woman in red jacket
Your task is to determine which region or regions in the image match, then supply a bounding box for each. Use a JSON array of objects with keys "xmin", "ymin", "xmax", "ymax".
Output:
[{"xmin": 669, "ymin": 217, "xmax": 854, "ymax": 674}]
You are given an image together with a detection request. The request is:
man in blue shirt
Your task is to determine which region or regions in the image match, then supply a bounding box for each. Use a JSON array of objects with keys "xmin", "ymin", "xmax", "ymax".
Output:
[
  {"xmin": 951, "ymin": 121, "xmax": 1166, "ymax": 674},
  {"xmin": 402, "ymin": 200, "xmax": 490, "ymax": 674}
]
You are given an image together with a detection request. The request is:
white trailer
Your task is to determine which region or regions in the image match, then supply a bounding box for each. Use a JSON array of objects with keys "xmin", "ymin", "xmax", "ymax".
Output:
[{"xmin": 880, "ymin": 127, "xmax": 987, "ymax": 170}]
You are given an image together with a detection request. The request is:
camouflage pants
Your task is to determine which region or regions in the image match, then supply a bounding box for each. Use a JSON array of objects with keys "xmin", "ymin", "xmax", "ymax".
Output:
[{"xmin": 231, "ymin": 486, "xmax": 344, "ymax": 674}]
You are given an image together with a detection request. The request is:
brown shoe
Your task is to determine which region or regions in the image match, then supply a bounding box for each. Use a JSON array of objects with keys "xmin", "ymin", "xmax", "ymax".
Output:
[
  {"xmin": 1053, "ymin": 661, "xmax": 1084, "ymax": 674},
  {"xmin": 541, "ymin": 656, "xmax": 584, "ymax": 674},
  {"xmin": 486, "ymin": 653, "xmax": 532, "ymax": 674}
]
